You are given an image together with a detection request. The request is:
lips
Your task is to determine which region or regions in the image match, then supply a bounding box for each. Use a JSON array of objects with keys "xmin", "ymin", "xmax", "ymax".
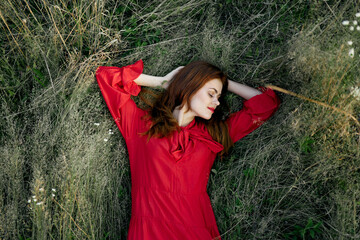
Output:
[{"xmin": 208, "ymin": 107, "xmax": 215, "ymax": 113}]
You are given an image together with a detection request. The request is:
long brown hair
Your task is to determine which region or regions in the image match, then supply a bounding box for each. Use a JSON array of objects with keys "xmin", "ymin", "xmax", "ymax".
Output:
[{"xmin": 141, "ymin": 61, "xmax": 233, "ymax": 157}]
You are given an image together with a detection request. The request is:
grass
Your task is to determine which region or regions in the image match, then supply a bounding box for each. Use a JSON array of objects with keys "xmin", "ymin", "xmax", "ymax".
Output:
[{"xmin": 1, "ymin": 0, "xmax": 359, "ymax": 239}]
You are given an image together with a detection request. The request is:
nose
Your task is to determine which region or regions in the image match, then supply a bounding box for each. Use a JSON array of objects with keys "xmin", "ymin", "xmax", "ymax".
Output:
[{"xmin": 213, "ymin": 98, "xmax": 220, "ymax": 106}]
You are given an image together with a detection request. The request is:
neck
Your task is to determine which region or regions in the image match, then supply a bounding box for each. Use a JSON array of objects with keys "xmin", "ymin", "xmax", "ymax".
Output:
[{"xmin": 172, "ymin": 105, "xmax": 195, "ymax": 127}]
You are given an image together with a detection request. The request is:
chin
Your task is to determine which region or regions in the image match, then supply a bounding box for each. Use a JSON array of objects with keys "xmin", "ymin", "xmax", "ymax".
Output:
[
  {"xmin": 202, "ymin": 114, "xmax": 212, "ymax": 120},
  {"xmin": 195, "ymin": 111, "xmax": 212, "ymax": 120}
]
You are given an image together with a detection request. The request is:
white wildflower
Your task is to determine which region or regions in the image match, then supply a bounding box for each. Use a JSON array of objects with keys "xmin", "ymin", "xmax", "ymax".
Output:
[
  {"xmin": 342, "ymin": 20, "xmax": 350, "ymax": 25},
  {"xmin": 28, "ymin": 199, "xmax": 31, "ymax": 203},
  {"xmin": 347, "ymin": 41, "xmax": 353, "ymax": 46},
  {"xmin": 36, "ymin": 202, "xmax": 43, "ymax": 205},
  {"xmin": 357, "ymin": 26, "xmax": 360, "ymax": 31},
  {"xmin": 104, "ymin": 138, "xmax": 108, "ymax": 142},
  {"xmin": 350, "ymin": 26, "xmax": 355, "ymax": 31},
  {"xmin": 108, "ymin": 129, "xmax": 114, "ymax": 135},
  {"xmin": 39, "ymin": 188, "xmax": 44, "ymax": 192},
  {"xmin": 349, "ymin": 48, "xmax": 355, "ymax": 58},
  {"xmin": 32, "ymin": 195, "xmax": 36, "ymax": 198},
  {"xmin": 350, "ymin": 87, "xmax": 360, "ymax": 100},
  {"xmin": 52, "ymin": 188, "xmax": 56, "ymax": 192},
  {"xmin": 354, "ymin": 20, "xmax": 358, "ymax": 25},
  {"xmin": 356, "ymin": 13, "xmax": 360, "ymax": 18},
  {"xmin": 51, "ymin": 193, "xmax": 55, "ymax": 197},
  {"xmin": 33, "ymin": 198, "xmax": 37, "ymax": 202},
  {"xmin": 22, "ymin": 19, "xmax": 27, "ymax": 24},
  {"xmin": 94, "ymin": 123, "xmax": 100, "ymax": 126}
]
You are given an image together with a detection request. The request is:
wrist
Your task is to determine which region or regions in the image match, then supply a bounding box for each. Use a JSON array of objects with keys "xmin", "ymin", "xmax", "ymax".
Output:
[{"xmin": 160, "ymin": 77, "xmax": 169, "ymax": 89}]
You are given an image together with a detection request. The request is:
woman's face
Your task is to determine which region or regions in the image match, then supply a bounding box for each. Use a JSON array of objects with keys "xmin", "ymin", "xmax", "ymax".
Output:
[{"xmin": 189, "ymin": 78, "xmax": 223, "ymax": 120}]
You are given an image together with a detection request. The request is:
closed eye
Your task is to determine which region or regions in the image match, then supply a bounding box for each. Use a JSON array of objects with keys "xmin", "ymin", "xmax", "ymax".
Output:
[{"xmin": 209, "ymin": 93, "xmax": 221, "ymax": 99}]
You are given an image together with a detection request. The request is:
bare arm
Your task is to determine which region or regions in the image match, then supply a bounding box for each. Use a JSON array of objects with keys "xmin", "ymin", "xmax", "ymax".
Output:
[
  {"xmin": 134, "ymin": 66, "xmax": 184, "ymax": 89},
  {"xmin": 133, "ymin": 73, "xmax": 165, "ymax": 88},
  {"xmin": 227, "ymin": 79, "xmax": 262, "ymax": 100}
]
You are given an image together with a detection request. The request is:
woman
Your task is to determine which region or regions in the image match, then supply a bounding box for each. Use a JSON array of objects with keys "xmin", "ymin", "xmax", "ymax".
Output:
[{"xmin": 95, "ymin": 59, "xmax": 280, "ymax": 240}]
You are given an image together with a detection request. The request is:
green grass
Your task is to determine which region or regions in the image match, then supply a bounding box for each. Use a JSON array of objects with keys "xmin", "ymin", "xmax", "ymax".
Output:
[{"xmin": 1, "ymin": 0, "xmax": 359, "ymax": 239}]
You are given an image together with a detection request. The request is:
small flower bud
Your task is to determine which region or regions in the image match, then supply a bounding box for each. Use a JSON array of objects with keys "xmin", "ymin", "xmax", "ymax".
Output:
[
  {"xmin": 349, "ymin": 48, "xmax": 355, "ymax": 58},
  {"xmin": 342, "ymin": 20, "xmax": 350, "ymax": 25}
]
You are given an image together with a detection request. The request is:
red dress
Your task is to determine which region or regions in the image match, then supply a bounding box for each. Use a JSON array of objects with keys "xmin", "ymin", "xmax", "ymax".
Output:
[{"xmin": 96, "ymin": 60, "xmax": 280, "ymax": 240}]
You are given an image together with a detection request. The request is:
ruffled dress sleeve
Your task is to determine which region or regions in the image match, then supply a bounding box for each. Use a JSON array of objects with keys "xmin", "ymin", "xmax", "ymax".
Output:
[
  {"xmin": 95, "ymin": 60, "xmax": 143, "ymax": 140},
  {"xmin": 226, "ymin": 87, "xmax": 280, "ymax": 143}
]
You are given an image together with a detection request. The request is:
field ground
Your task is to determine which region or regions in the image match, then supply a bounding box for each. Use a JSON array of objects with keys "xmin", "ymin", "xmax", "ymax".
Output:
[{"xmin": 1, "ymin": 0, "xmax": 359, "ymax": 239}]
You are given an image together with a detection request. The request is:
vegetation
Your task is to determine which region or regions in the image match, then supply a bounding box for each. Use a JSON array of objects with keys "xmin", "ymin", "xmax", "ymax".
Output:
[{"xmin": 1, "ymin": 0, "xmax": 359, "ymax": 239}]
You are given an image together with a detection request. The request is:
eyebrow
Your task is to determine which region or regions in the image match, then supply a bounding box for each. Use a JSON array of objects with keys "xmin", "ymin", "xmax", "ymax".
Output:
[{"xmin": 209, "ymin": 88, "xmax": 221, "ymax": 95}]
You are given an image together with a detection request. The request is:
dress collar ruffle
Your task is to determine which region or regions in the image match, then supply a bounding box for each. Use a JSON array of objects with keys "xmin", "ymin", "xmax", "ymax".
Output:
[{"xmin": 170, "ymin": 120, "xmax": 224, "ymax": 162}]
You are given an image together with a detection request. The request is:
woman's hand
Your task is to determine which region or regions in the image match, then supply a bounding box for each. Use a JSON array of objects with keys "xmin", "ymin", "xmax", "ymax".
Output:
[
  {"xmin": 134, "ymin": 66, "xmax": 184, "ymax": 89},
  {"xmin": 162, "ymin": 66, "xmax": 184, "ymax": 89}
]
